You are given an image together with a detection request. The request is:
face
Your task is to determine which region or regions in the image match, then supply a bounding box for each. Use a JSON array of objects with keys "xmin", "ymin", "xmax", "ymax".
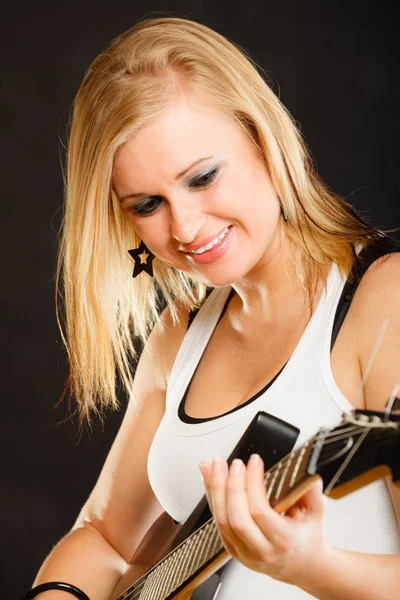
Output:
[{"xmin": 113, "ymin": 97, "xmax": 283, "ymax": 287}]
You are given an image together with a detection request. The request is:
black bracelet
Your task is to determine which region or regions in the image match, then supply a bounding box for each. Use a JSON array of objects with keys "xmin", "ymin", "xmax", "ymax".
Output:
[{"xmin": 21, "ymin": 581, "xmax": 91, "ymax": 600}]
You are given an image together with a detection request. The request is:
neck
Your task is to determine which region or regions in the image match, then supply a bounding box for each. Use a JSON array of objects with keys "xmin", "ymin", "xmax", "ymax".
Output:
[{"xmin": 229, "ymin": 234, "xmax": 310, "ymax": 329}]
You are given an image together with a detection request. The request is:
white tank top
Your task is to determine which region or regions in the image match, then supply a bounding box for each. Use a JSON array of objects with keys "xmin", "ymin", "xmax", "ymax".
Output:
[{"xmin": 148, "ymin": 263, "xmax": 400, "ymax": 598}]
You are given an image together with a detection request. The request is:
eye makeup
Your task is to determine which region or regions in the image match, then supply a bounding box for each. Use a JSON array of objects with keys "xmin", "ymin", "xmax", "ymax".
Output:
[
  {"xmin": 188, "ymin": 165, "xmax": 220, "ymax": 189},
  {"xmin": 128, "ymin": 162, "xmax": 225, "ymax": 217},
  {"xmin": 130, "ymin": 195, "xmax": 164, "ymax": 217}
]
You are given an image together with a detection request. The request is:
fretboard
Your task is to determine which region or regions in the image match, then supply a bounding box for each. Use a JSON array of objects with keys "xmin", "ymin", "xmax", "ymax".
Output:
[{"xmin": 117, "ymin": 437, "xmax": 316, "ymax": 600}]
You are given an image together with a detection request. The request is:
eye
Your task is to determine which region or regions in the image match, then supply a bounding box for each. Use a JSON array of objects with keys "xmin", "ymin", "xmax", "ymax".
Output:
[
  {"xmin": 189, "ymin": 166, "xmax": 220, "ymax": 189},
  {"xmin": 131, "ymin": 196, "xmax": 164, "ymax": 216}
]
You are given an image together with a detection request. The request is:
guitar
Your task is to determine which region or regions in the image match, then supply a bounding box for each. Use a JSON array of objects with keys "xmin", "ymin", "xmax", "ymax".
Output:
[{"xmin": 112, "ymin": 408, "xmax": 400, "ymax": 600}]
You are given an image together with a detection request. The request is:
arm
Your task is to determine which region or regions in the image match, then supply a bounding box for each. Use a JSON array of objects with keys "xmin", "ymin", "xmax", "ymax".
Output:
[
  {"xmin": 32, "ymin": 303, "xmax": 189, "ymax": 600},
  {"xmin": 296, "ymin": 252, "xmax": 400, "ymax": 599},
  {"xmin": 200, "ymin": 253, "xmax": 400, "ymax": 600}
]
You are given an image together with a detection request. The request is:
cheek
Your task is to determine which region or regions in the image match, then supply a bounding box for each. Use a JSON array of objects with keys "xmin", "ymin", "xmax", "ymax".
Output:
[{"xmin": 130, "ymin": 216, "xmax": 170, "ymax": 255}]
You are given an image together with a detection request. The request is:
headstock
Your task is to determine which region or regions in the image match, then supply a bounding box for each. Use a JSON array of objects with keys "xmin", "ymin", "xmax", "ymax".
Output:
[{"xmin": 307, "ymin": 409, "xmax": 400, "ymax": 499}]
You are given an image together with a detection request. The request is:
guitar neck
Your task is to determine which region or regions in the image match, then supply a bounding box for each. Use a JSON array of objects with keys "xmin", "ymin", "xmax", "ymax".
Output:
[
  {"xmin": 115, "ymin": 439, "xmax": 316, "ymax": 600},
  {"xmin": 115, "ymin": 409, "xmax": 400, "ymax": 600}
]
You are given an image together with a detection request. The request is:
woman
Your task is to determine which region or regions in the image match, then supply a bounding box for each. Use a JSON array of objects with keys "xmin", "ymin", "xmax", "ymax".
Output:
[{"xmin": 29, "ymin": 16, "xmax": 400, "ymax": 600}]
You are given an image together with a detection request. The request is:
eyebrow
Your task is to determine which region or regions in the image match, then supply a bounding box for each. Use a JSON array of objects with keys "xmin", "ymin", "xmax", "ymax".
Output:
[{"xmin": 118, "ymin": 156, "xmax": 214, "ymax": 203}]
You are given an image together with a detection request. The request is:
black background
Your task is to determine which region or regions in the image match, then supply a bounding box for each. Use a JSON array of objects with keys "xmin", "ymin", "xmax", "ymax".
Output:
[{"xmin": 1, "ymin": 1, "xmax": 399, "ymax": 597}]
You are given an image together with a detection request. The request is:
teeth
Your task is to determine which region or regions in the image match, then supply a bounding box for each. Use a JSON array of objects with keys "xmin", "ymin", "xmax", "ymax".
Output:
[{"xmin": 188, "ymin": 227, "xmax": 230, "ymax": 255}]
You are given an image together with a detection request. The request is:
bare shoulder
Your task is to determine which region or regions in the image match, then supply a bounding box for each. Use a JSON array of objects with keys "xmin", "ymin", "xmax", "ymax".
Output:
[
  {"xmin": 135, "ymin": 300, "xmax": 191, "ymax": 397},
  {"xmin": 352, "ymin": 251, "xmax": 400, "ymax": 312},
  {"xmin": 349, "ymin": 251, "xmax": 400, "ymax": 411},
  {"xmin": 74, "ymin": 301, "xmax": 192, "ymax": 562},
  {"xmin": 348, "ymin": 252, "xmax": 400, "ymax": 524}
]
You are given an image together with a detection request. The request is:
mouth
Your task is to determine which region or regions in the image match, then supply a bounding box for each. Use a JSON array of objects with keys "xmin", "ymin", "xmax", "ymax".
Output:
[
  {"xmin": 181, "ymin": 227, "xmax": 231, "ymax": 256},
  {"xmin": 180, "ymin": 226, "xmax": 233, "ymax": 264}
]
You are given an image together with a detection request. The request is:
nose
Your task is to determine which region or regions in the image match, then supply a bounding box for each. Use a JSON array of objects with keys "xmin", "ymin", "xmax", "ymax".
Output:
[{"xmin": 169, "ymin": 199, "xmax": 206, "ymax": 244}]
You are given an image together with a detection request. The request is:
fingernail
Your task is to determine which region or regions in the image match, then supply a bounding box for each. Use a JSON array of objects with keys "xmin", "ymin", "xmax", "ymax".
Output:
[
  {"xmin": 248, "ymin": 454, "xmax": 261, "ymax": 469},
  {"xmin": 231, "ymin": 458, "xmax": 243, "ymax": 475},
  {"xmin": 212, "ymin": 456, "xmax": 224, "ymax": 474},
  {"xmin": 198, "ymin": 462, "xmax": 209, "ymax": 479}
]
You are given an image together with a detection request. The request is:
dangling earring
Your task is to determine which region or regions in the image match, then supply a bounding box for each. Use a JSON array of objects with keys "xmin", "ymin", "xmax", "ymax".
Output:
[
  {"xmin": 278, "ymin": 197, "xmax": 288, "ymax": 222},
  {"xmin": 127, "ymin": 241, "xmax": 155, "ymax": 278}
]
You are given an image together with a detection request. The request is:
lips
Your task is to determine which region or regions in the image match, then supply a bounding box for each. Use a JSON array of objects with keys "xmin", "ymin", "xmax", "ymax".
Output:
[
  {"xmin": 180, "ymin": 226, "xmax": 231, "ymax": 255},
  {"xmin": 180, "ymin": 226, "xmax": 233, "ymax": 265}
]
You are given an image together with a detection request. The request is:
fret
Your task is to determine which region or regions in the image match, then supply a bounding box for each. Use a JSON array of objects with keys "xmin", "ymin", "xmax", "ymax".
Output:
[
  {"xmin": 205, "ymin": 521, "xmax": 220, "ymax": 560},
  {"xmin": 169, "ymin": 545, "xmax": 185, "ymax": 596},
  {"xmin": 175, "ymin": 537, "xmax": 193, "ymax": 590},
  {"xmin": 264, "ymin": 469, "xmax": 271, "ymax": 488},
  {"xmin": 157, "ymin": 556, "xmax": 174, "ymax": 600},
  {"xmin": 150, "ymin": 522, "xmax": 221, "ymax": 600},
  {"xmin": 210, "ymin": 522, "xmax": 223, "ymax": 555},
  {"xmin": 115, "ymin": 413, "xmax": 400, "ymax": 600},
  {"xmin": 139, "ymin": 569, "xmax": 154, "ymax": 600},
  {"xmin": 152, "ymin": 560, "xmax": 168, "ymax": 600},
  {"xmin": 289, "ymin": 440, "xmax": 310, "ymax": 487},
  {"xmin": 200, "ymin": 521, "xmax": 215, "ymax": 568},
  {"xmin": 189, "ymin": 525, "xmax": 205, "ymax": 576},
  {"xmin": 267, "ymin": 460, "xmax": 282, "ymax": 500},
  {"xmin": 143, "ymin": 567, "xmax": 154, "ymax": 600},
  {"xmin": 144, "ymin": 563, "xmax": 163, "ymax": 600},
  {"xmin": 274, "ymin": 451, "xmax": 295, "ymax": 502},
  {"xmin": 179, "ymin": 534, "xmax": 201, "ymax": 590},
  {"xmin": 154, "ymin": 564, "xmax": 168, "ymax": 600},
  {"xmin": 138, "ymin": 572, "xmax": 149, "ymax": 600},
  {"xmin": 161, "ymin": 545, "xmax": 181, "ymax": 599}
]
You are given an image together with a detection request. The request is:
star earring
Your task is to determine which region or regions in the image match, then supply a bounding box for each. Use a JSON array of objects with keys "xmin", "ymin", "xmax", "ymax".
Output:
[{"xmin": 127, "ymin": 241, "xmax": 155, "ymax": 278}]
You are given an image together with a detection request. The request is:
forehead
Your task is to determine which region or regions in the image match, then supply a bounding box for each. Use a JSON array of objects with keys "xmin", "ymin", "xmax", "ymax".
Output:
[{"xmin": 112, "ymin": 98, "xmax": 254, "ymax": 189}]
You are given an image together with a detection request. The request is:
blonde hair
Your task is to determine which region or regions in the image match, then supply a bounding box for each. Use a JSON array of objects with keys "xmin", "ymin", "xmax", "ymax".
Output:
[{"xmin": 57, "ymin": 16, "xmax": 381, "ymax": 420}]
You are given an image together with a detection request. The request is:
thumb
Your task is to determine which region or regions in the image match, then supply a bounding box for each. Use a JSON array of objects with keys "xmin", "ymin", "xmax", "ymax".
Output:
[{"xmin": 301, "ymin": 476, "xmax": 325, "ymax": 517}]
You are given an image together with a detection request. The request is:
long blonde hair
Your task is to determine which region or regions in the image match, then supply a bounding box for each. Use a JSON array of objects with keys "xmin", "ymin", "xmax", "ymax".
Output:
[{"xmin": 57, "ymin": 16, "xmax": 381, "ymax": 420}]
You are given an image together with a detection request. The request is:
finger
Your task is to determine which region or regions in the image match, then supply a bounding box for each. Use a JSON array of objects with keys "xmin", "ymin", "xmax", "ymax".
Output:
[
  {"xmin": 300, "ymin": 477, "xmax": 325, "ymax": 517},
  {"xmin": 199, "ymin": 460, "xmax": 216, "ymax": 516},
  {"xmin": 208, "ymin": 457, "xmax": 229, "ymax": 525},
  {"xmin": 285, "ymin": 477, "xmax": 325, "ymax": 521},
  {"xmin": 225, "ymin": 458, "xmax": 272, "ymax": 554},
  {"xmin": 200, "ymin": 458, "xmax": 249, "ymax": 557},
  {"xmin": 199, "ymin": 461, "xmax": 212, "ymax": 484},
  {"xmin": 246, "ymin": 454, "xmax": 292, "ymax": 550}
]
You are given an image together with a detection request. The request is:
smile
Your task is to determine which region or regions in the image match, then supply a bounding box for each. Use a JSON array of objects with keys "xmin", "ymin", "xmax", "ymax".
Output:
[{"xmin": 186, "ymin": 227, "xmax": 230, "ymax": 255}]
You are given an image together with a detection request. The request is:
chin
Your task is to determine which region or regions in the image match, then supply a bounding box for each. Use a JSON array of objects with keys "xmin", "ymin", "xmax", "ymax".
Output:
[{"xmin": 189, "ymin": 266, "xmax": 245, "ymax": 289}]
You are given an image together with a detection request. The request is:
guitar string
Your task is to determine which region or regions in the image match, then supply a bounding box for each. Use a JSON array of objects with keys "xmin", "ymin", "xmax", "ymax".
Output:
[
  {"xmin": 116, "ymin": 422, "xmax": 396, "ymax": 600},
  {"xmin": 120, "ymin": 317, "xmax": 394, "ymax": 598},
  {"xmin": 324, "ymin": 429, "xmax": 370, "ymax": 495},
  {"xmin": 120, "ymin": 424, "xmax": 399, "ymax": 600},
  {"xmin": 123, "ymin": 427, "xmax": 397, "ymax": 600},
  {"xmin": 355, "ymin": 318, "xmax": 389, "ymax": 406},
  {"xmin": 122, "ymin": 435, "xmax": 395, "ymax": 600},
  {"xmin": 119, "ymin": 428, "xmax": 365, "ymax": 598},
  {"xmin": 126, "ymin": 421, "xmax": 398, "ymax": 593},
  {"xmin": 124, "ymin": 429, "xmax": 396, "ymax": 600}
]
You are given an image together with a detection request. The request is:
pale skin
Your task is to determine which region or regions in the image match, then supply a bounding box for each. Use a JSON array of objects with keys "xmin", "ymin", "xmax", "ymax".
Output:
[
  {"xmin": 34, "ymin": 95, "xmax": 400, "ymax": 599},
  {"xmin": 116, "ymin": 95, "xmax": 400, "ymax": 598}
]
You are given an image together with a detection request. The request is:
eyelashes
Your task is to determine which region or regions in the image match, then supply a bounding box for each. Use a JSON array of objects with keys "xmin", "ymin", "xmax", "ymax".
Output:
[
  {"xmin": 131, "ymin": 195, "xmax": 164, "ymax": 216},
  {"xmin": 188, "ymin": 166, "xmax": 219, "ymax": 189},
  {"xmin": 130, "ymin": 165, "xmax": 221, "ymax": 217}
]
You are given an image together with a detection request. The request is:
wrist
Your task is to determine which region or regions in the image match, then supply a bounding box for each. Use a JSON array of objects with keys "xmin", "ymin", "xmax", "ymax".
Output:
[
  {"xmin": 21, "ymin": 582, "xmax": 90, "ymax": 600},
  {"xmin": 289, "ymin": 542, "xmax": 337, "ymax": 591}
]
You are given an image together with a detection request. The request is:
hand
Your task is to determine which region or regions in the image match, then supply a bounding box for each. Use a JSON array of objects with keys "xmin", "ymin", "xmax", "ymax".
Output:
[{"xmin": 199, "ymin": 454, "xmax": 329, "ymax": 586}]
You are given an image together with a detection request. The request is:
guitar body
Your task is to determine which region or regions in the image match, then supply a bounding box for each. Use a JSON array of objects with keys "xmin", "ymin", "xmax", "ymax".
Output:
[
  {"xmin": 112, "ymin": 512, "xmax": 183, "ymax": 599},
  {"xmin": 111, "ymin": 407, "xmax": 400, "ymax": 600},
  {"xmin": 112, "ymin": 411, "xmax": 300, "ymax": 599}
]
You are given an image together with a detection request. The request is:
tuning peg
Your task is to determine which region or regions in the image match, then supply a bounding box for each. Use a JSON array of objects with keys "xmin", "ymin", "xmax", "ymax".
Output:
[
  {"xmin": 370, "ymin": 416, "xmax": 382, "ymax": 423},
  {"xmin": 355, "ymin": 414, "xmax": 370, "ymax": 423}
]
